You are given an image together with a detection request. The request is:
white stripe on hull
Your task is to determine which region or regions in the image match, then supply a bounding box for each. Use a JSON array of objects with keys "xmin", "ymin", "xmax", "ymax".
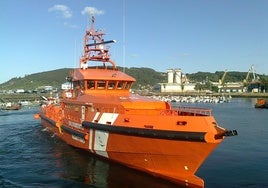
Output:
[
  {"xmin": 92, "ymin": 112, "xmax": 119, "ymax": 158},
  {"xmin": 98, "ymin": 112, "xmax": 119, "ymax": 125},
  {"xmin": 94, "ymin": 131, "xmax": 109, "ymax": 157}
]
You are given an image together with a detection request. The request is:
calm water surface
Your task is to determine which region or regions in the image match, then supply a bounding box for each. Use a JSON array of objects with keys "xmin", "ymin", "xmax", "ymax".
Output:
[{"xmin": 0, "ymin": 98, "xmax": 267, "ymax": 188}]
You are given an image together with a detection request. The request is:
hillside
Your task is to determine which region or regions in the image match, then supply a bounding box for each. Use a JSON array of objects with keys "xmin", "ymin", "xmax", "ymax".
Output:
[
  {"xmin": 1, "ymin": 67, "xmax": 267, "ymax": 92},
  {"xmin": 187, "ymin": 71, "xmax": 268, "ymax": 84},
  {"xmin": 186, "ymin": 71, "xmax": 249, "ymax": 83},
  {"xmin": 0, "ymin": 67, "xmax": 167, "ymax": 91},
  {"xmin": 0, "ymin": 69, "xmax": 71, "ymax": 91}
]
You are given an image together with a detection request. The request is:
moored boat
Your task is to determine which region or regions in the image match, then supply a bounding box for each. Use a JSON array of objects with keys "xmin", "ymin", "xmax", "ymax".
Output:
[
  {"xmin": 35, "ymin": 15, "xmax": 237, "ymax": 187},
  {"xmin": 255, "ymin": 98, "xmax": 268, "ymax": 109},
  {"xmin": 0, "ymin": 102, "xmax": 21, "ymax": 110}
]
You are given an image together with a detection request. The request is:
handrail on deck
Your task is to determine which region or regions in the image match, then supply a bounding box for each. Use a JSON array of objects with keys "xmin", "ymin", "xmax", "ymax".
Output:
[{"xmin": 160, "ymin": 106, "xmax": 212, "ymax": 116}]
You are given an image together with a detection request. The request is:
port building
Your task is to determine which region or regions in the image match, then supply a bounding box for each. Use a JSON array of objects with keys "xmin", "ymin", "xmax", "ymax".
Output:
[{"xmin": 154, "ymin": 69, "xmax": 195, "ymax": 93}]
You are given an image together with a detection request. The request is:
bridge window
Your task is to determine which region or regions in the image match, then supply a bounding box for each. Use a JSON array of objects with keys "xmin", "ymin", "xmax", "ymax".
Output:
[
  {"xmin": 125, "ymin": 82, "xmax": 133, "ymax": 90},
  {"xmin": 73, "ymin": 81, "xmax": 79, "ymax": 89},
  {"xmin": 80, "ymin": 81, "xmax": 85, "ymax": 90},
  {"xmin": 73, "ymin": 80, "xmax": 85, "ymax": 90},
  {"xmin": 97, "ymin": 80, "xmax": 106, "ymax": 89},
  {"xmin": 87, "ymin": 80, "xmax": 95, "ymax": 89},
  {"xmin": 108, "ymin": 81, "xmax": 116, "ymax": 90},
  {"xmin": 117, "ymin": 81, "xmax": 125, "ymax": 90},
  {"xmin": 84, "ymin": 80, "xmax": 133, "ymax": 91}
]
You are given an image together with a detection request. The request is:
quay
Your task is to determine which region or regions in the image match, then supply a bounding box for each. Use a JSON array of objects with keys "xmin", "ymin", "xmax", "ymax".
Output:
[{"xmin": 0, "ymin": 93, "xmax": 49, "ymax": 103}]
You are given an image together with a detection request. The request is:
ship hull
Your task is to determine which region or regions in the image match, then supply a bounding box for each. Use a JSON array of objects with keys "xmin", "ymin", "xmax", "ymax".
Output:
[
  {"xmin": 35, "ymin": 14, "xmax": 237, "ymax": 188},
  {"xmin": 40, "ymin": 113, "xmax": 220, "ymax": 187}
]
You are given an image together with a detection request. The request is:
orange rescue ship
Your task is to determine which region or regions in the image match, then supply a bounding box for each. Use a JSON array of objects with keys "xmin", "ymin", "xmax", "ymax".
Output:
[{"xmin": 35, "ymin": 16, "xmax": 237, "ymax": 187}]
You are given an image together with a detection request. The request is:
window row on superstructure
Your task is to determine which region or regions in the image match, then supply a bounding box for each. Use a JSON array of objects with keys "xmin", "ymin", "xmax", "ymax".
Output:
[{"xmin": 73, "ymin": 80, "xmax": 133, "ymax": 91}]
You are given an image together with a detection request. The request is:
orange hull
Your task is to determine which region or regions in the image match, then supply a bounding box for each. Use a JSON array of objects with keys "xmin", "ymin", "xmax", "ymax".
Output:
[
  {"xmin": 35, "ymin": 15, "xmax": 237, "ymax": 187},
  {"xmin": 38, "ymin": 99, "xmax": 233, "ymax": 187}
]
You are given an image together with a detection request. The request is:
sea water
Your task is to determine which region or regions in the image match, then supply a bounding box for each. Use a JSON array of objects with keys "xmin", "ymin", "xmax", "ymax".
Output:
[{"xmin": 0, "ymin": 98, "xmax": 267, "ymax": 188}]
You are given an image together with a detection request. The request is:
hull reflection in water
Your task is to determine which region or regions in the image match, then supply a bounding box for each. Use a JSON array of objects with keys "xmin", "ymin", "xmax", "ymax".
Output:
[{"xmin": 45, "ymin": 132, "xmax": 180, "ymax": 188}]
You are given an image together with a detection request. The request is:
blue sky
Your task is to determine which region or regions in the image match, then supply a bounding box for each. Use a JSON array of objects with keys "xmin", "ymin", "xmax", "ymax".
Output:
[{"xmin": 1, "ymin": 0, "xmax": 268, "ymax": 84}]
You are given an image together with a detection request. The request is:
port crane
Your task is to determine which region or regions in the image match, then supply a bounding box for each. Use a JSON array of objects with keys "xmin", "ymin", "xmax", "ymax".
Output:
[
  {"xmin": 243, "ymin": 65, "xmax": 262, "ymax": 93},
  {"xmin": 243, "ymin": 65, "xmax": 260, "ymax": 84},
  {"xmin": 219, "ymin": 69, "xmax": 227, "ymax": 86}
]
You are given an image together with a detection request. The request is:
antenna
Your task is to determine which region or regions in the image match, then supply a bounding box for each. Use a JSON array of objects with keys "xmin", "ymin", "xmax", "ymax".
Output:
[
  {"xmin": 123, "ymin": 0, "xmax": 126, "ymax": 72},
  {"xmin": 74, "ymin": 38, "xmax": 77, "ymax": 68}
]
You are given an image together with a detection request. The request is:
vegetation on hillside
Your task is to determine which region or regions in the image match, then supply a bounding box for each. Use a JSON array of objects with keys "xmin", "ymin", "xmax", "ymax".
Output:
[
  {"xmin": 1, "ymin": 67, "xmax": 267, "ymax": 92},
  {"xmin": 186, "ymin": 71, "xmax": 262, "ymax": 83},
  {"xmin": 119, "ymin": 67, "xmax": 167, "ymax": 89},
  {"xmin": 0, "ymin": 67, "xmax": 166, "ymax": 91},
  {"xmin": 0, "ymin": 69, "xmax": 71, "ymax": 91}
]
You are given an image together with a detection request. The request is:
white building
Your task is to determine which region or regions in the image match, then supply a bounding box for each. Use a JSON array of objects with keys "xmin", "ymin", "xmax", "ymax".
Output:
[
  {"xmin": 61, "ymin": 82, "xmax": 73, "ymax": 90},
  {"xmin": 15, "ymin": 89, "xmax": 25, "ymax": 93},
  {"xmin": 218, "ymin": 82, "xmax": 245, "ymax": 93},
  {"xmin": 155, "ymin": 69, "xmax": 195, "ymax": 93}
]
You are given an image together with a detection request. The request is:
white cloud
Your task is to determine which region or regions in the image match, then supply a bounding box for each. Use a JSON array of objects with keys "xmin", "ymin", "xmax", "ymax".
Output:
[
  {"xmin": 179, "ymin": 53, "xmax": 191, "ymax": 57},
  {"xmin": 64, "ymin": 22, "xmax": 79, "ymax": 29},
  {"xmin": 81, "ymin": 7, "xmax": 104, "ymax": 16},
  {"xmin": 48, "ymin": 5, "xmax": 72, "ymax": 18},
  {"xmin": 130, "ymin": 54, "xmax": 139, "ymax": 58}
]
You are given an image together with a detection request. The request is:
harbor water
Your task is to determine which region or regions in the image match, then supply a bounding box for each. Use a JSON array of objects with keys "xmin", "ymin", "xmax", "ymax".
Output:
[{"xmin": 0, "ymin": 98, "xmax": 267, "ymax": 188}]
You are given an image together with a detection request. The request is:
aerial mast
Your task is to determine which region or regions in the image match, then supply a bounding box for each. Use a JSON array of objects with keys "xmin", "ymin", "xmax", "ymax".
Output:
[{"xmin": 80, "ymin": 16, "xmax": 116, "ymax": 69}]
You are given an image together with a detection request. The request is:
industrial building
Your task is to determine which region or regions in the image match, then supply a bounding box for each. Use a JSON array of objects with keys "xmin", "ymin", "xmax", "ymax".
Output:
[{"xmin": 154, "ymin": 69, "xmax": 195, "ymax": 93}]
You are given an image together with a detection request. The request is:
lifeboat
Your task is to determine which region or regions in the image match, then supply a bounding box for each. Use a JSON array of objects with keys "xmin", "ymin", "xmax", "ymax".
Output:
[{"xmin": 36, "ymin": 15, "xmax": 237, "ymax": 187}]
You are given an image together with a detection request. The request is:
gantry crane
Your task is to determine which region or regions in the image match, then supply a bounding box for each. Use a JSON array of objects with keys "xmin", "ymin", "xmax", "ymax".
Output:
[{"xmin": 243, "ymin": 65, "xmax": 260, "ymax": 85}]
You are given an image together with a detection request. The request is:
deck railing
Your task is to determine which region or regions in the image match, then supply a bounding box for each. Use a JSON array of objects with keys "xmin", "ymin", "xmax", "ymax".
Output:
[{"xmin": 160, "ymin": 106, "xmax": 212, "ymax": 116}]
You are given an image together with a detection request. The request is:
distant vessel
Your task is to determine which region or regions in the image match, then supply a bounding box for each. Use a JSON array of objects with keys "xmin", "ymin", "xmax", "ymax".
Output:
[
  {"xmin": 0, "ymin": 102, "xmax": 21, "ymax": 110},
  {"xmin": 255, "ymin": 98, "xmax": 268, "ymax": 109},
  {"xmin": 35, "ymin": 16, "xmax": 237, "ymax": 187}
]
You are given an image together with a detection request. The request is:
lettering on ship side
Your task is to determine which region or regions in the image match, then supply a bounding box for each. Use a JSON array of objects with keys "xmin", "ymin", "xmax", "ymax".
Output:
[{"xmin": 93, "ymin": 113, "xmax": 119, "ymax": 158}]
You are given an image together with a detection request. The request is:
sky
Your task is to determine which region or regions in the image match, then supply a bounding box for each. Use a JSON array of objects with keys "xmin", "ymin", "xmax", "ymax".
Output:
[{"xmin": 1, "ymin": 0, "xmax": 268, "ymax": 84}]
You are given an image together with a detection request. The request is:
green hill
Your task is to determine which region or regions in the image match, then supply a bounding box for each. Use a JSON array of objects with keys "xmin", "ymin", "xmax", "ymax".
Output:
[
  {"xmin": 1, "ymin": 67, "xmax": 268, "ymax": 92},
  {"xmin": 187, "ymin": 71, "xmax": 268, "ymax": 83},
  {"xmin": 0, "ymin": 67, "xmax": 167, "ymax": 91},
  {"xmin": 0, "ymin": 68, "xmax": 71, "ymax": 91}
]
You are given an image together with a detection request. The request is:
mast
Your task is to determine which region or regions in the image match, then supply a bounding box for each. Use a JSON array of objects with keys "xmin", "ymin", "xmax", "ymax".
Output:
[{"xmin": 80, "ymin": 16, "xmax": 116, "ymax": 69}]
